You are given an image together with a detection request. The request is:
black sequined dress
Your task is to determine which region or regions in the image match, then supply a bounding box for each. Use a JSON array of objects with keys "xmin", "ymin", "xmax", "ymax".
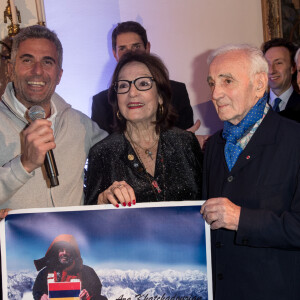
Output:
[{"xmin": 85, "ymin": 128, "xmax": 203, "ymax": 204}]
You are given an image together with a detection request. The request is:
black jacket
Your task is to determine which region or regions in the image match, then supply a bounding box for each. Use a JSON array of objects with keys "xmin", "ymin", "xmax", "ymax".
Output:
[
  {"xmin": 269, "ymin": 90, "xmax": 300, "ymax": 122},
  {"xmin": 85, "ymin": 128, "xmax": 202, "ymax": 204}
]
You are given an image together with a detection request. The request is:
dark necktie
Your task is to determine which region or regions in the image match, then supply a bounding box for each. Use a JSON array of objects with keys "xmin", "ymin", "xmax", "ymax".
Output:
[{"xmin": 273, "ymin": 97, "xmax": 281, "ymax": 112}]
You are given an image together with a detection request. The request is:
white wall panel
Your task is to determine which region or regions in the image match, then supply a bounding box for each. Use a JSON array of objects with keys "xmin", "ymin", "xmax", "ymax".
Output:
[{"xmin": 1, "ymin": 0, "xmax": 264, "ymax": 134}]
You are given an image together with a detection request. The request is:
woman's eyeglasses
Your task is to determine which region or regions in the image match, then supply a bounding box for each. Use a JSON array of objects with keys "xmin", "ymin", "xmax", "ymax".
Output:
[{"xmin": 114, "ymin": 77, "xmax": 155, "ymax": 94}]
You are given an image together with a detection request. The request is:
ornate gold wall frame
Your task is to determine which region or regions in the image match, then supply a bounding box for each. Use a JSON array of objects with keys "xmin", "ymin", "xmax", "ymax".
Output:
[
  {"xmin": 0, "ymin": 39, "xmax": 11, "ymax": 98},
  {"xmin": 262, "ymin": 0, "xmax": 300, "ymax": 45},
  {"xmin": 261, "ymin": 0, "xmax": 283, "ymax": 41}
]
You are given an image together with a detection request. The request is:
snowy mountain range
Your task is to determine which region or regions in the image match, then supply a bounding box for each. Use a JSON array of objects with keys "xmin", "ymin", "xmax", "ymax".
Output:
[{"xmin": 5, "ymin": 268, "xmax": 208, "ymax": 300}]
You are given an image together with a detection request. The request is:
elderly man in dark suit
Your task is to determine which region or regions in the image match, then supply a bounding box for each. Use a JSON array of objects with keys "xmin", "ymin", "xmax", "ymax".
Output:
[
  {"xmin": 201, "ymin": 44, "xmax": 300, "ymax": 300},
  {"xmin": 262, "ymin": 38, "xmax": 300, "ymax": 122},
  {"xmin": 92, "ymin": 21, "xmax": 194, "ymax": 134}
]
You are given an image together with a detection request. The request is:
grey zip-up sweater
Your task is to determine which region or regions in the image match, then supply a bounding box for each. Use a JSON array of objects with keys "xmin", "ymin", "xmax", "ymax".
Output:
[{"xmin": 0, "ymin": 83, "xmax": 107, "ymax": 209}]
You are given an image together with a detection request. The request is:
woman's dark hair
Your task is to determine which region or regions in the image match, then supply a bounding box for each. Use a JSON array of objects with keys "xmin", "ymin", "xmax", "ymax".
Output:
[{"xmin": 108, "ymin": 52, "xmax": 177, "ymax": 133}]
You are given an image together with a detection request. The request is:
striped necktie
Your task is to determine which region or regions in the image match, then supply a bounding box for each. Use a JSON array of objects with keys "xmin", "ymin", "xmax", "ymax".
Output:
[{"xmin": 273, "ymin": 97, "xmax": 281, "ymax": 112}]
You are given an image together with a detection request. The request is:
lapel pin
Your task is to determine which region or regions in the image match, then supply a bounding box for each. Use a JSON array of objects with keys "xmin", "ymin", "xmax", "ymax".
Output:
[{"xmin": 128, "ymin": 154, "xmax": 134, "ymax": 161}]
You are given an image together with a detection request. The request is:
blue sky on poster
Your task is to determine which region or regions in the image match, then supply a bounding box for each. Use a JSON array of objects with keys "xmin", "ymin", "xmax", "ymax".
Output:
[{"xmin": 4, "ymin": 205, "xmax": 207, "ymax": 272}]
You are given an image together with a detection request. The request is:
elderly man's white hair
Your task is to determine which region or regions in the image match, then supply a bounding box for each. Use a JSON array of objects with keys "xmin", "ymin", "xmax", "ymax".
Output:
[
  {"xmin": 295, "ymin": 48, "xmax": 300, "ymax": 64},
  {"xmin": 207, "ymin": 44, "xmax": 268, "ymax": 77}
]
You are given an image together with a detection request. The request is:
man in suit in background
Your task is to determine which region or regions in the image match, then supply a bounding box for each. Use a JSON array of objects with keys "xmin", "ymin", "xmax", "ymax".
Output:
[
  {"xmin": 92, "ymin": 21, "xmax": 194, "ymax": 134},
  {"xmin": 201, "ymin": 44, "xmax": 300, "ymax": 299},
  {"xmin": 262, "ymin": 38, "xmax": 300, "ymax": 121}
]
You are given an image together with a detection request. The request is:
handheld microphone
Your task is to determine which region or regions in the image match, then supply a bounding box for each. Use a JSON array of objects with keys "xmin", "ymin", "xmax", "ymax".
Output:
[{"xmin": 28, "ymin": 105, "xmax": 59, "ymax": 187}]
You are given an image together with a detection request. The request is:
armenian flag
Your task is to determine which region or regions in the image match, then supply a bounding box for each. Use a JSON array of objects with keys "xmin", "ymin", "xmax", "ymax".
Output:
[{"xmin": 48, "ymin": 281, "xmax": 81, "ymax": 300}]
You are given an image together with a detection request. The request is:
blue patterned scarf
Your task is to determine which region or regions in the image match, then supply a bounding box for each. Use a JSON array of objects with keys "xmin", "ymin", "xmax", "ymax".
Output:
[{"xmin": 222, "ymin": 93, "xmax": 268, "ymax": 171}]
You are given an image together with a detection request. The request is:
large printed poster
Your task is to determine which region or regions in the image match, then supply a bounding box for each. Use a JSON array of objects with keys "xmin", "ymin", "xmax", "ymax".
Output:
[{"xmin": 0, "ymin": 201, "xmax": 212, "ymax": 300}]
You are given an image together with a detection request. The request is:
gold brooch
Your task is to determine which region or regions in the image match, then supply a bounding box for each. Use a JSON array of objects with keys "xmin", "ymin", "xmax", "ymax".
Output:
[{"xmin": 128, "ymin": 154, "xmax": 134, "ymax": 161}]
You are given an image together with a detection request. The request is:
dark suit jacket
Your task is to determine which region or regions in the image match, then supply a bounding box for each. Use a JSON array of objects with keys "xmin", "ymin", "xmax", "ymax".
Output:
[
  {"xmin": 270, "ymin": 90, "xmax": 300, "ymax": 122},
  {"xmin": 203, "ymin": 109, "xmax": 300, "ymax": 300},
  {"xmin": 91, "ymin": 80, "xmax": 194, "ymax": 134}
]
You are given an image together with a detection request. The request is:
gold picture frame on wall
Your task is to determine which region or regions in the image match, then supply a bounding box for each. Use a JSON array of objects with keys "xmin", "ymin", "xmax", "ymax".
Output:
[
  {"xmin": 261, "ymin": 0, "xmax": 282, "ymax": 41},
  {"xmin": 262, "ymin": 0, "xmax": 300, "ymax": 45}
]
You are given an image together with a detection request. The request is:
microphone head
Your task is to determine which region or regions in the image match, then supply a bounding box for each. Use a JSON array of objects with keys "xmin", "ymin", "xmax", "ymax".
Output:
[{"xmin": 28, "ymin": 105, "xmax": 45, "ymax": 121}]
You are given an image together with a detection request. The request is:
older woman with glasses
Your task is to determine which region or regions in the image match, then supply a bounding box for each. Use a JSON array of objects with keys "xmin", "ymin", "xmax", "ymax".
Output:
[{"xmin": 85, "ymin": 52, "xmax": 202, "ymax": 207}]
